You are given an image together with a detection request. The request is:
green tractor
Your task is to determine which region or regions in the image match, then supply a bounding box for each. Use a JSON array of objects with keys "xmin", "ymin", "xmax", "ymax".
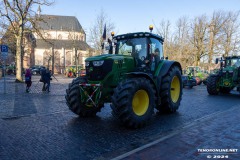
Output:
[
  {"xmin": 207, "ymin": 56, "xmax": 240, "ymax": 95},
  {"xmin": 65, "ymin": 27, "xmax": 183, "ymax": 128},
  {"xmin": 186, "ymin": 66, "xmax": 208, "ymax": 85}
]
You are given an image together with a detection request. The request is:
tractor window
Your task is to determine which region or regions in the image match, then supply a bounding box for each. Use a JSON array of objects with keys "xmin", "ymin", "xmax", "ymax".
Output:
[
  {"xmin": 149, "ymin": 38, "xmax": 163, "ymax": 59},
  {"xmin": 115, "ymin": 38, "xmax": 147, "ymax": 59},
  {"xmin": 232, "ymin": 59, "xmax": 240, "ymax": 67}
]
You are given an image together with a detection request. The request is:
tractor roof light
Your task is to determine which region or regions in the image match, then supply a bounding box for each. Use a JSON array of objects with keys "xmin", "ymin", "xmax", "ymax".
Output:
[
  {"xmin": 111, "ymin": 32, "xmax": 115, "ymax": 37},
  {"xmin": 149, "ymin": 25, "xmax": 153, "ymax": 32}
]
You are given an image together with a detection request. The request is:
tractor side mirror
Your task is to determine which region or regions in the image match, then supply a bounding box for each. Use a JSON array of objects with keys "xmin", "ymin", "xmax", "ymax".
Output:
[{"xmin": 215, "ymin": 58, "xmax": 219, "ymax": 64}]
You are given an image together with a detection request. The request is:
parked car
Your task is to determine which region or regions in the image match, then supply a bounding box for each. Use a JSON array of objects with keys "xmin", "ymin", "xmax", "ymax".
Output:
[{"xmin": 30, "ymin": 65, "xmax": 46, "ymax": 75}]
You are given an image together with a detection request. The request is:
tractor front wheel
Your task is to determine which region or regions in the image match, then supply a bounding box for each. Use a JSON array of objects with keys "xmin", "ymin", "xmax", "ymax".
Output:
[
  {"xmin": 157, "ymin": 66, "xmax": 182, "ymax": 113},
  {"xmin": 207, "ymin": 75, "xmax": 220, "ymax": 95},
  {"xmin": 65, "ymin": 77, "xmax": 102, "ymax": 117},
  {"xmin": 111, "ymin": 78, "xmax": 156, "ymax": 128}
]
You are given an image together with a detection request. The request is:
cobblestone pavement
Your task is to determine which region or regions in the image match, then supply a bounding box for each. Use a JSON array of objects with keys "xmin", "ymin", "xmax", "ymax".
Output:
[
  {"xmin": 114, "ymin": 106, "xmax": 240, "ymax": 160},
  {"xmin": 0, "ymin": 75, "xmax": 239, "ymax": 160},
  {"xmin": 0, "ymin": 75, "xmax": 71, "ymax": 118}
]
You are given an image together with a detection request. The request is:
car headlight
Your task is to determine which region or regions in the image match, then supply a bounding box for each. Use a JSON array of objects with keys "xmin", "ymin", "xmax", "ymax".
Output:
[
  {"xmin": 85, "ymin": 61, "xmax": 90, "ymax": 67},
  {"xmin": 93, "ymin": 60, "xmax": 104, "ymax": 66}
]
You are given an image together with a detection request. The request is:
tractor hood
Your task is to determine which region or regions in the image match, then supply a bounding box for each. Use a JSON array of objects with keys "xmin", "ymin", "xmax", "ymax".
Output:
[{"xmin": 85, "ymin": 54, "xmax": 131, "ymax": 61}]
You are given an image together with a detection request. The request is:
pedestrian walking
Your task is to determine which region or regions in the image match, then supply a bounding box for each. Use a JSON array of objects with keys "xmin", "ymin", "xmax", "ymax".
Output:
[
  {"xmin": 40, "ymin": 68, "xmax": 46, "ymax": 91},
  {"xmin": 44, "ymin": 68, "xmax": 52, "ymax": 92},
  {"xmin": 25, "ymin": 69, "xmax": 32, "ymax": 93}
]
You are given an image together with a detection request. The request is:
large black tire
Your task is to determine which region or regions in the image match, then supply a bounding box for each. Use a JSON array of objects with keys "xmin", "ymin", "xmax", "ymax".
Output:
[
  {"xmin": 219, "ymin": 87, "xmax": 232, "ymax": 94},
  {"xmin": 65, "ymin": 77, "xmax": 102, "ymax": 117},
  {"xmin": 157, "ymin": 66, "xmax": 182, "ymax": 113},
  {"xmin": 207, "ymin": 75, "xmax": 219, "ymax": 95},
  {"xmin": 203, "ymin": 79, "xmax": 207, "ymax": 85},
  {"xmin": 111, "ymin": 78, "xmax": 156, "ymax": 128}
]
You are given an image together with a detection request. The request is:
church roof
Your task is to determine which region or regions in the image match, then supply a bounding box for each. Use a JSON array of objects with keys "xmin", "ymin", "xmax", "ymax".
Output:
[
  {"xmin": 37, "ymin": 15, "xmax": 85, "ymax": 34},
  {"xmin": 36, "ymin": 39, "xmax": 90, "ymax": 50}
]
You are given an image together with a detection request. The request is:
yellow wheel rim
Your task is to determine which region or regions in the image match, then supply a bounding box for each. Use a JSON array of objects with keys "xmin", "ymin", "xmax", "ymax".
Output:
[
  {"xmin": 132, "ymin": 90, "xmax": 149, "ymax": 116},
  {"xmin": 170, "ymin": 76, "xmax": 181, "ymax": 103}
]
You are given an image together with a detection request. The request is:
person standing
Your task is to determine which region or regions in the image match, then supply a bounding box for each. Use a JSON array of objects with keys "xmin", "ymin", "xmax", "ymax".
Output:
[
  {"xmin": 25, "ymin": 69, "xmax": 32, "ymax": 93},
  {"xmin": 40, "ymin": 68, "xmax": 46, "ymax": 91},
  {"xmin": 44, "ymin": 68, "xmax": 52, "ymax": 92}
]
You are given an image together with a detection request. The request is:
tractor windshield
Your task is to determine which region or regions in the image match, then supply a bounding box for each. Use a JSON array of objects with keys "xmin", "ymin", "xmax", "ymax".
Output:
[
  {"xmin": 225, "ymin": 58, "xmax": 240, "ymax": 67},
  {"xmin": 115, "ymin": 38, "xmax": 147, "ymax": 60}
]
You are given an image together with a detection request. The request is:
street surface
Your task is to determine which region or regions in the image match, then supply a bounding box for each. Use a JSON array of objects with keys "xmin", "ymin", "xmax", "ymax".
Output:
[{"xmin": 0, "ymin": 75, "xmax": 239, "ymax": 160}]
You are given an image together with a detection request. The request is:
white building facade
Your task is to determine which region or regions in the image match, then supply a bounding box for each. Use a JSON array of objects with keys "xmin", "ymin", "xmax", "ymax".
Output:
[{"xmin": 33, "ymin": 14, "xmax": 92, "ymax": 73}]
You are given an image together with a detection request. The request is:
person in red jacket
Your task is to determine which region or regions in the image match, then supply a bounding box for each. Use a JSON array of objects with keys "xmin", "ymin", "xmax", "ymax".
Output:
[{"xmin": 25, "ymin": 69, "xmax": 32, "ymax": 93}]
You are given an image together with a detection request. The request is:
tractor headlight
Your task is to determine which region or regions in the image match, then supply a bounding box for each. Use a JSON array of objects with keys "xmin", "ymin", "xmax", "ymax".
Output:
[
  {"xmin": 85, "ymin": 61, "xmax": 90, "ymax": 67},
  {"xmin": 93, "ymin": 60, "xmax": 104, "ymax": 66}
]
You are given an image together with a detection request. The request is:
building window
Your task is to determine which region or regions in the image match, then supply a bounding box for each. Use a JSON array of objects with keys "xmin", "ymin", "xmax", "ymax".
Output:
[
  {"xmin": 45, "ymin": 33, "xmax": 51, "ymax": 39},
  {"xmin": 58, "ymin": 34, "xmax": 62, "ymax": 39},
  {"xmin": 68, "ymin": 34, "xmax": 72, "ymax": 40}
]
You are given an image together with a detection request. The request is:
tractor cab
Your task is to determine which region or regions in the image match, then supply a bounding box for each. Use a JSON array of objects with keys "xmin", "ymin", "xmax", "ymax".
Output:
[
  {"xmin": 111, "ymin": 28, "xmax": 164, "ymax": 72},
  {"xmin": 221, "ymin": 56, "xmax": 240, "ymax": 81}
]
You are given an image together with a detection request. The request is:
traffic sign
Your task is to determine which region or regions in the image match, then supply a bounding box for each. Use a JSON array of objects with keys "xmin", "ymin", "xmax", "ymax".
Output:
[
  {"xmin": 1, "ymin": 45, "xmax": 8, "ymax": 52},
  {"xmin": 0, "ymin": 45, "xmax": 8, "ymax": 94},
  {"xmin": 0, "ymin": 45, "xmax": 8, "ymax": 60}
]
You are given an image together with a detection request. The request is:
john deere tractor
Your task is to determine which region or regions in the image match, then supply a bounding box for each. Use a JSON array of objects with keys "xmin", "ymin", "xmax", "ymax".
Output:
[
  {"xmin": 65, "ymin": 26, "xmax": 183, "ymax": 128},
  {"xmin": 186, "ymin": 66, "xmax": 208, "ymax": 85},
  {"xmin": 207, "ymin": 56, "xmax": 240, "ymax": 95}
]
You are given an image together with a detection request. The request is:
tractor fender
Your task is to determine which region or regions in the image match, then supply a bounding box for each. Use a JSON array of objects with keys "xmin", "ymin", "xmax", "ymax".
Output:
[
  {"xmin": 156, "ymin": 60, "xmax": 182, "ymax": 88},
  {"xmin": 125, "ymin": 72, "xmax": 158, "ymax": 92}
]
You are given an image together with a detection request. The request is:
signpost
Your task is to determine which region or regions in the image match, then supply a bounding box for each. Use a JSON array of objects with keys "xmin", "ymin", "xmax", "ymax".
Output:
[{"xmin": 1, "ymin": 45, "xmax": 8, "ymax": 94}]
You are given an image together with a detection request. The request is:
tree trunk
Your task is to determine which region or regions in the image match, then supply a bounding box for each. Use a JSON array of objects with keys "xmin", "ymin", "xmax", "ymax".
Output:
[
  {"xmin": 15, "ymin": 37, "xmax": 23, "ymax": 82},
  {"xmin": 51, "ymin": 47, "xmax": 54, "ymax": 73}
]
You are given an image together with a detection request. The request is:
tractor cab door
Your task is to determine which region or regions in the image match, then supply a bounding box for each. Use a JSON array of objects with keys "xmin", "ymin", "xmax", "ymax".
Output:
[{"xmin": 148, "ymin": 38, "xmax": 164, "ymax": 72}]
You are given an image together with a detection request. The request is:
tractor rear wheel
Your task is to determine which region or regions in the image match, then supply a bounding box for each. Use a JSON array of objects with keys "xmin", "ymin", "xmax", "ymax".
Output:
[
  {"xmin": 157, "ymin": 66, "xmax": 182, "ymax": 113},
  {"xmin": 111, "ymin": 78, "xmax": 156, "ymax": 128},
  {"xmin": 207, "ymin": 75, "xmax": 219, "ymax": 95},
  {"xmin": 65, "ymin": 77, "xmax": 102, "ymax": 117}
]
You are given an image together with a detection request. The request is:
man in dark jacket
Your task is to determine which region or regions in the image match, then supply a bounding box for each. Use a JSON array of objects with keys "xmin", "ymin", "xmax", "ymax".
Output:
[
  {"xmin": 40, "ymin": 68, "xmax": 47, "ymax": 91},
  {"xmin": 44, "ymin": 69, "xmax": 52, "ymax": 92}
]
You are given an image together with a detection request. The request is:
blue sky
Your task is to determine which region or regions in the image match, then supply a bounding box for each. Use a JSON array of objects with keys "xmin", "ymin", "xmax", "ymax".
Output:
[{"xmin": 41, "ymin": 0, "xmax": 240, "ymax": 36}]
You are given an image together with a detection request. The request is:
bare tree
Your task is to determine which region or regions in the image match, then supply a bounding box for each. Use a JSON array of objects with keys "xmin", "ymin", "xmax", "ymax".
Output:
[
  {"xmin": 190, "ymin": 15, "xmax": 208, "ymax": 66},
  {"xmin": 208, "ymin": 10, "xmax": 228, "ymax": 66},
  {"xmin": 220, "ymin": 11, "xmax": 240, "ymax": 56},
  {"xmin": 88, "ymin": 9, "xmax": 115, "ymax": 54},
  {"xmin": 0, "ymin": 0, "xmax": 53, "ymax": 82},
  {"xmin": 171, "ymin": 16, "xmax": 193, "ymax": 68},
  {"xmin": 155, "ymin": 19, "xmax": 171, "ymax": 58}
]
